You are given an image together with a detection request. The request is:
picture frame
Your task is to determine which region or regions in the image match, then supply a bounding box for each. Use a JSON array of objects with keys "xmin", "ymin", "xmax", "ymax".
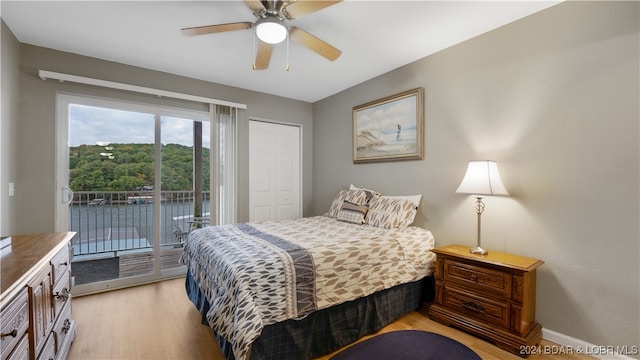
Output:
[{"xmin": 352, "ymin": 87, "xmax": 424, "ymax": 163}]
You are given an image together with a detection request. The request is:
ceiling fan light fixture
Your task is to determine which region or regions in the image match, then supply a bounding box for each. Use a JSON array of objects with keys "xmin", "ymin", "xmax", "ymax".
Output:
[{"xmin": 255, "ymin": 17, "xmax": 287, "ymax": 44}]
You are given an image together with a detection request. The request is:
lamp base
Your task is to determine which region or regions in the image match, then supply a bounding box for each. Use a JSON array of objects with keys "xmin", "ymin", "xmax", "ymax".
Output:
[{"xmin": 469, "ymin": 246, "xmax": 488, "ymax": 255}]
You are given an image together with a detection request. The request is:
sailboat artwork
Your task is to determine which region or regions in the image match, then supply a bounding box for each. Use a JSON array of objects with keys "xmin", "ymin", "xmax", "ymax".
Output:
[{"xmin": 352, "ymin": 88, "xmax": 424, "ymax": 163}]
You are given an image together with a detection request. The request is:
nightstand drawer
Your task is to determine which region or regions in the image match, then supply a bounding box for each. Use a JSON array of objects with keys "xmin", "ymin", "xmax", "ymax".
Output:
[
  {"xmin": 443, "ymin": 259, "xmax": 512, "ymax": 298},
  {"xmin": 429, "ymin": 245, "xmax": 543, "ymax": 355},
  {"xmin": 442, "ymin": 285, "xmax": 510, "ymax": 329}
]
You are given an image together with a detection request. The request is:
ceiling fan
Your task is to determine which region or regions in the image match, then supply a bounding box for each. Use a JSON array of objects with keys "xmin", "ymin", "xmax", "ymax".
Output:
[{"xmin": 181, "ymin": 0, "xmax": 343, "ymax": 70}]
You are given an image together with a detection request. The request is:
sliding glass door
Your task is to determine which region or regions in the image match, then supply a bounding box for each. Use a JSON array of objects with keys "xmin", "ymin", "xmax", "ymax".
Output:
[
  {"xmin": 56, "ymin": 94, "xmax": 228, "ymax": 295},
  {"xmin": 159, "ymin": 116, "xmax": 210, "ymax": 274}
]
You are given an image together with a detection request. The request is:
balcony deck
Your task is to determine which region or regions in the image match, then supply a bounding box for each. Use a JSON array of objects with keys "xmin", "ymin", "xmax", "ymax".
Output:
[
  {"xmin": 69, "ymin": 190, "xmax": 206, "ymax": 285},
  {"xmin": 72, "ymin": 248, "xmax": 184, "ymax": 285}
]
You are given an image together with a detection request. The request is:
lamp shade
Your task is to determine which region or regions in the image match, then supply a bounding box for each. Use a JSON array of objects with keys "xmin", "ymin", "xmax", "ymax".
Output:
[
  {"xmin": 455, "ymin": 160, "xmax": 509, "ymax": 196},
  {"xmin": 255, "ymin": 17, "xmax": 287, "ymax": 44}
]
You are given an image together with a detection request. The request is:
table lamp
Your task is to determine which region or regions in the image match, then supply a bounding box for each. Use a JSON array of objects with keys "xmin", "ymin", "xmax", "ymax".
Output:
[{"xmin": 455, "ymin": 160, "xmax": 509, "ymax": 255}]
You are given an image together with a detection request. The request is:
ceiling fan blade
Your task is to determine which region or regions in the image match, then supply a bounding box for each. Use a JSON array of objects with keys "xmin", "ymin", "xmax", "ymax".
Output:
[
  {"xmin": 289, "ymin": 26, "xmax": 341, "ymax": 61},
  {"xmin": 244, "ymin": 0, "xmax": 265, "ymax": 12},
  {"xmin": 284, "ymin": 0, "xmax": 342, "ymax": 19},
  {"xmin": 181, "ymin": 22, "xmax": 252, "ymax": 36},
  {"xmin": 253, "ymin": 41, "xmax": 273, "ymax": 70}
]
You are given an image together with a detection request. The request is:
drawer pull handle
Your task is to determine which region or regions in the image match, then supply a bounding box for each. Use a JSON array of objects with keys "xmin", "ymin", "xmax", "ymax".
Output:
[
  {"xmin": 55, "ymin": 288, "xmax": 71, "ymax": 301},
  {"xmin": 0, "ymin": 329, "xmax": 18, "ymax": 339},
  {"xmin": 461, "ymin": 300, "xmax": 485, "ymax": 313},
  {"xmin": 62, "ymin": 319, "xmax": 72, "ymax": 334}
]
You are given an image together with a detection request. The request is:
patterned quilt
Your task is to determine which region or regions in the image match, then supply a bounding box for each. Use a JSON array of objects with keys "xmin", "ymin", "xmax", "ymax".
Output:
[{"xmin": 179, "ymin": 216, "xmax": 435, "ymax": 360}]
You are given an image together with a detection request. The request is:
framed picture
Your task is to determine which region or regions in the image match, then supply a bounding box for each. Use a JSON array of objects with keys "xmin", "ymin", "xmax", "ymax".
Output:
[{"xmin": 352, "ymin": 87, "xmax": 424, "ymax": 163}]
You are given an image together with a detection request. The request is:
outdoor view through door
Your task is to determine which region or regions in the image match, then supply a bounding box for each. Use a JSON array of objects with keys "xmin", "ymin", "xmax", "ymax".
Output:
[{"xmin": 58, "ymin": 94, "xmax": 237, "ymax": 294}]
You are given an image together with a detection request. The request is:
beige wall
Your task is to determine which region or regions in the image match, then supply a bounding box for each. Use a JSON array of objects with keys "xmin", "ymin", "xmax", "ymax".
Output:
[
  {"xmin": 0, "ymin": 20, "xmax": 20, "ymax": 236},
  {"xmin": 10, "ymin": 44, "xmax": 313, "ymax": 234},
  {"xmin": 313, "ymin": 1, "xmax": 639, "ymax": 350}
]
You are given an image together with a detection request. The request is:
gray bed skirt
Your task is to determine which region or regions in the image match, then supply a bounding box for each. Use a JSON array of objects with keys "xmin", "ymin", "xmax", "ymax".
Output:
[{"xmin": 185, "ymin": 270, "xmax": 434, "ymax": 360}]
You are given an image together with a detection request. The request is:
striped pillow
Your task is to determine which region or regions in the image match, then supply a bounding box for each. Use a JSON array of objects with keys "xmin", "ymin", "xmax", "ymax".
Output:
[
  {"xmin": 336, "ymin": 200, "xmax": 369, "ymax": 224},
  {"xmin": 326, "ymin": 189, "xmax": 373, "ymax": 218},
  {"xmin": 365, "ymin": 196, "xmax": 417, "ymax": 229}
]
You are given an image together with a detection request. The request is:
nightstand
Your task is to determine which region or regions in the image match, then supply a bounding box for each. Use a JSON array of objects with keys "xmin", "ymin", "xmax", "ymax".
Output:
[{"xmin": 427, "ymin": 244, "xmax": 544, "ymax": 357}]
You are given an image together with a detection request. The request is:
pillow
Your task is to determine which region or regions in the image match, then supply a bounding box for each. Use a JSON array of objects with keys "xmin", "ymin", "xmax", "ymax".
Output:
[
  {"xmin": 349, "ymin": 184, "xmax": 419, "ymax": 206},
  {"xmin": 382, "ymin": 194, "xmax": 422, "ymax": 208},
  {"xmin": 349, "ymin": 184, "xmax": 381, "ymax": 196},
  {"xmin": 365, "ymin": 196, "xmax": 418, "ymax": 229},
  {"xmin": 326, "ymin": 189, "xmax": 372, "ymax": 217},
  {"xmin": 336, "ymin": 200, "xmax": 369, "ymax": 224}
]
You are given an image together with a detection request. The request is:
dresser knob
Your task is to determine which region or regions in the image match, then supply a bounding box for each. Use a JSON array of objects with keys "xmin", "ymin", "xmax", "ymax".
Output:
[
  {"xmin": 55, "ymin": 288, "xmax": 71, "ymax": 301},
  {"xmin": 62, "ymin": 319, "xmax": 72, "ymax": 334},
  {"xmin": 0, "ymin": 329, "xmax": 18, "ymax": 339}
]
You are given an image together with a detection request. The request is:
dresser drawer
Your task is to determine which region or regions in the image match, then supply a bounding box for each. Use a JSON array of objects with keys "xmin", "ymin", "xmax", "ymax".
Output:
[
  {"xmin": 35, "ymin": 334, "xmax": 55, "ymax": 360},
  {"xmin": 52, "ymin": 301, "xmax": 75, "ymax": 357},
  {"xmin": 51, "ymin": 273, "xmax": 71, "ymax": 319},
  {"xmin": 5, "ymin": 333, "xmax": 28, "ymax": 360},
  {"xmin": 443, "ymin": 259, "xmax": 512, "ymax": 298},
  {"xmin": 50, "ymin": 247, "xmax": 70, "ymax": 288},
  {"xmin": 1, "ymin": 289, "xmax": 29, "ymax": 360},
  {"xmin": 442, "ymin": 285, "xmax": 510, "ymax": 329}
]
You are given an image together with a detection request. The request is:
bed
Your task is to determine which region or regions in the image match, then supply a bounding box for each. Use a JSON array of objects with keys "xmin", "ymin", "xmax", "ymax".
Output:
[{"xmin": 179, "ymin": 188, "xmax": 436, "ymax": 360}]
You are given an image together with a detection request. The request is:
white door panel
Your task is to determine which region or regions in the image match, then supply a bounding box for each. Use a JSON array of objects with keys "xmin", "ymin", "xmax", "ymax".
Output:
[
  {"xmin": 278, "ymin": 206, "xmax": 293, "ymax": 220},
  {"xmin": 253, "ymin": 206, "xmax": 273, "ymax": 222},
  {"xmin": 249, "ymin": 121, "xmax": 301, "ymax": 221}
]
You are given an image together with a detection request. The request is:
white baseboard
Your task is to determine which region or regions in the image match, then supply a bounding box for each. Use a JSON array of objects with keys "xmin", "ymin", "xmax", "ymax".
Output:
[{"xmin": 543, "ymin": 328, "xmax": 638, "ymax": 360}]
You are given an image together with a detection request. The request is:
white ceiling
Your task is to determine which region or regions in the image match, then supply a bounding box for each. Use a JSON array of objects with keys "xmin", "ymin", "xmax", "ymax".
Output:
[{"xmin": 1, "ymin": 1, "xmax": 561, "ymax": 103}]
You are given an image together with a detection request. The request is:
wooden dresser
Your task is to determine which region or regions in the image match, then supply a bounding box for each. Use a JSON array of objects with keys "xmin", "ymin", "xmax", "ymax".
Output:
[
  {"xmin": 428, "ymin": 244, "xmax": 544, "ymax": 357},
  {"xmin": 1, "ymin": 232, "xmax": 76, "ymax": 360}
]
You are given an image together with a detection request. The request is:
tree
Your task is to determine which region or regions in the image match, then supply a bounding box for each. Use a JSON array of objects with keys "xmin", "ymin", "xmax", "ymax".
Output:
[{"xmin": 69, "ymin": 143, "xmax": 210, "ymax": 192}]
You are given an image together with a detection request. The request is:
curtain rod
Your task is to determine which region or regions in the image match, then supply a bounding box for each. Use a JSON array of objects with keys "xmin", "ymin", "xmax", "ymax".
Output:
[{"xmin": 38, "ymin": 70, "xmax": 247, "ymax": 110}]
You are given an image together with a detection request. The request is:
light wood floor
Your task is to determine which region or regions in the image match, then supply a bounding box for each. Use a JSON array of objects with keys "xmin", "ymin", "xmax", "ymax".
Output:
[{"xmin": 68, "ymin": 278, "xmax": 593, "ymax": 360}]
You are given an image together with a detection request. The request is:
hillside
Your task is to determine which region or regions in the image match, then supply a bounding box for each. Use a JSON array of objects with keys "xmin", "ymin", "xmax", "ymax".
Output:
[{"xmin": 69, "ymin": 143, "xmax": 210, "ymax": 191}]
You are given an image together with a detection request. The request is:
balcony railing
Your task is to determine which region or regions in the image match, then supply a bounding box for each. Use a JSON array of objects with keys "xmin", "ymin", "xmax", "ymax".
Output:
[{"xmin": 69, "ymin": 191, "xmax": 210, "ymax": 259}]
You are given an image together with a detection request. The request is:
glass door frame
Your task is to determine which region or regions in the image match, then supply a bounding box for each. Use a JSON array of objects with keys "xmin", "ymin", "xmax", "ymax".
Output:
[{"xmin": 55, "ymin": 93, "xmax": 210, "ymax": 295}]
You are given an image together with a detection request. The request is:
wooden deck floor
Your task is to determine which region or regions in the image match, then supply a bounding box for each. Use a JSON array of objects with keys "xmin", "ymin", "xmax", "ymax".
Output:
[
  {"xmin": 119, "ymin": 248, "xmax": 184, "ymax": 277},
  {"xmin": 72, "ymin": 248, "xmax": 184, "ymax": 284}
]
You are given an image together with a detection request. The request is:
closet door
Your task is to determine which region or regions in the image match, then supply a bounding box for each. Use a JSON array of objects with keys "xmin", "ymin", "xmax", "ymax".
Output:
[{"xmin": 249, "ymin": 120, "xmax": 301, "ymax": 221}]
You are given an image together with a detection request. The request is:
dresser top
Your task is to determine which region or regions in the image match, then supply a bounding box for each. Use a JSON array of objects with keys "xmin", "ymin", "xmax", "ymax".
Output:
[
  {"xmin": 0, "ymin": 232, "xmax": 75, "ymax": 308},
  {"xmin": 431, "ymin": 244, "xmax": 544, "ymax": 272}
]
